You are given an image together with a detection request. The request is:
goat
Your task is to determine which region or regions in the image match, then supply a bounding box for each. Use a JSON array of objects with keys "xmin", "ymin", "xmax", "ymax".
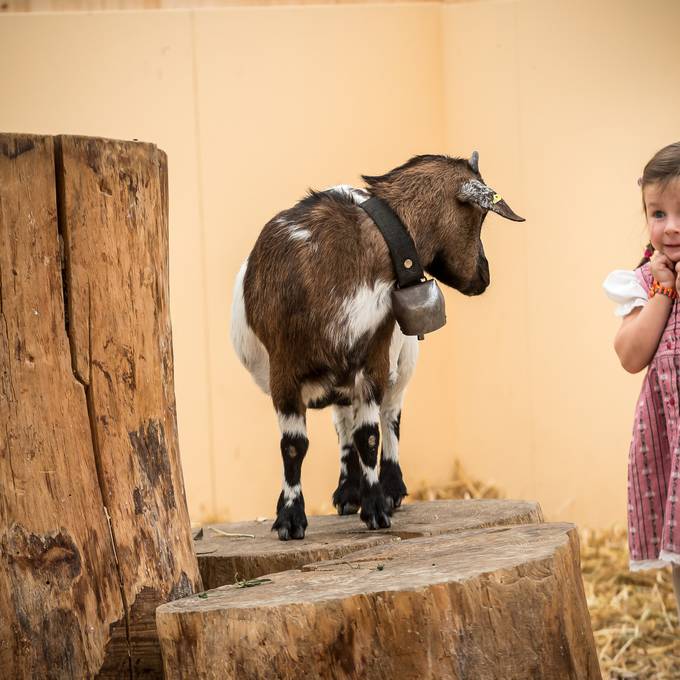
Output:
[{"xmin": 231, "ymin": 153, "xmax": 523, "ymax": 540}]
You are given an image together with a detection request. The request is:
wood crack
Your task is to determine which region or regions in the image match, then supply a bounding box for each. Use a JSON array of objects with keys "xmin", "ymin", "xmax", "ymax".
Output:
[
  {"xmin": 5, "ymin": 423, "xmax": 17, "ymax": 505},
  {"xmin": 53, "ymin": 139, "xmax": 134, "ymax": 679},
  {"xmin": 85, "ymin": 280, "xmax": 134, "ymax": 680}
]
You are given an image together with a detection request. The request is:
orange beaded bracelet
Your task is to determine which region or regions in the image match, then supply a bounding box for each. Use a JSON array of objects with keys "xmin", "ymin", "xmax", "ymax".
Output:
[{"xmin": 649, "ymin": 279, "xmax": 679, "ymax": 300}]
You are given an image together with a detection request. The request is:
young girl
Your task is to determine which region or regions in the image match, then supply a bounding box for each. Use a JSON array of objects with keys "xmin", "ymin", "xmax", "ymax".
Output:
[{"xmin": 604, "ymin": 142, "xmax": 680, "ymax": 614}]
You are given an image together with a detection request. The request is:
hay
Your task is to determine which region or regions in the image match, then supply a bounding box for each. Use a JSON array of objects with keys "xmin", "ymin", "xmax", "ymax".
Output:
[
  {"xmin": 410, "ymin": 460, "xmax": 503, "ymax": 502},
  {"xmin": 413, "ymin": 462, "xmax": 680, "ymax": 679},
  {"xmin": 581, "ymin": 526, "xmax": 680, "ymax": 679}
]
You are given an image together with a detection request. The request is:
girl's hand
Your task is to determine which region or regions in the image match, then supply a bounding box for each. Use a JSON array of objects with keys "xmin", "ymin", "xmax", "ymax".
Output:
[{"xmin": 651, "ymin": 251, "xmax": 676, "ymax": 289}]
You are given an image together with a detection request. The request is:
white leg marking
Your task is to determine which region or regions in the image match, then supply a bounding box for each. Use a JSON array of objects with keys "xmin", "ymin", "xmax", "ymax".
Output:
[
  {"xmin": 277, "ymin": 412, "xmax": 307, "ymax": 438},
  {"xmin": 380, "ymin": 330, "xmax": 419, "ymax": 463},
  {"xmin": 277, "ymin": 414, "xmax": 307, "ymax": 507},
  {"xmin": 354, "ymin": 401, "xmax": 380, "ymax": 428},
  {"xmin": 333, "ymin": 404, "xmax": 354, "ymax": 447},
  {"xmin": 360, "ymin": 463, "xmax": 379, "ymax": 486},
  {"xmin": 333, "ymin": 404, "xmax": 354, "ymax": 476},
  {"xmin": 282, "ymin": 481, "xmax": 302, "ymax": 507},
  {"xmin": 380, "ymin": 410, "xmax": 401, "ymax": 463}
]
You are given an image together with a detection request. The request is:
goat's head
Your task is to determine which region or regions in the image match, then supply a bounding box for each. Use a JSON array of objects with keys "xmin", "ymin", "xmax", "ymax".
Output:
[{"xmin": 362, "ymin": 153, "xmax": 524, "ymax": 297}]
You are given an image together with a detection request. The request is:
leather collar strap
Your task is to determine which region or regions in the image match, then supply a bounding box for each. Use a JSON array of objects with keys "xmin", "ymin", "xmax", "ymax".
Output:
[{"xmin": 359, "ymin": 196, "xmax": 424, "ymax": 288}]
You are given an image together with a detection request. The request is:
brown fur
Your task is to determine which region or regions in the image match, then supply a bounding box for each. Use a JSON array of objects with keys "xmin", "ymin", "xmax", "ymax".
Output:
[
  {"xmin": 238, "ymin": 153, "xmax": 524, "ymax": 537},
  {"xmin": 243, "ymin": 155, "xmax": 488, "ymax": 413}
]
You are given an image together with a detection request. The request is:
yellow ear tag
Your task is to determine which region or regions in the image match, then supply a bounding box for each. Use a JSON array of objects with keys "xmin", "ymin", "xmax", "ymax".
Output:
[{"xmin": 492, "ymin": 193, "xmax": 502, "ymax": 204}]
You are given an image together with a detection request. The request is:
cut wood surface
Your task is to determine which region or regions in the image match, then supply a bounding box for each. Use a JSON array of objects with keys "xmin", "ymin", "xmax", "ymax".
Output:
[
  {"xmin": 159, "ymin": 522, "xmax": 601, "ymax": 680},
  {"xmin": 197, "ymin": 498, "xmax": 544, "ymax": 589},
  {"xmin": 0, "ymin": 133, "xmax": 201, "ymax": 679}
]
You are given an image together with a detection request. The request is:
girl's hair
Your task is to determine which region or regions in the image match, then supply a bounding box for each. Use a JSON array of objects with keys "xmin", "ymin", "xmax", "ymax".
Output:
[{"xmin": 636, "ymin": 142, "xmax": 680, "ymax": 268}]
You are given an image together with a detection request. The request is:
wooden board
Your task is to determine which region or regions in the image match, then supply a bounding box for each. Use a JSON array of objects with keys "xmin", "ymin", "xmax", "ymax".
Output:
[
  {"xmin": 158, "ymin": 522, "xmax": 601, "ymax": 680},
  {"xmin": 197, "ymin": 499, "xmax": 543, "ymax": 589}
]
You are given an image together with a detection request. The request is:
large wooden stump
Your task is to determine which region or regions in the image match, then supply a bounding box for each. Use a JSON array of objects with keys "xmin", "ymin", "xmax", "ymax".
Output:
[
  {"xmin": 158, "ymin": 522, "xmax": 601, "ymax": 680},
  {"xmin": 197, "ymin": 499, "xmax": 544, "ymax": 589},
  {"xmin": 0, "ymin": 134, "xmax": 201, "ymax": 679}
]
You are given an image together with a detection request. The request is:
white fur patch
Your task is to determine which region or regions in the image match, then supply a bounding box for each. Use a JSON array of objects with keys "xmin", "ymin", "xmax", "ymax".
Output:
[
  {"xmin": 360, "ymin": 462, "xmax": 379, "ymax": 486},
  {"xmin": 301, "ymin": 381, "xmax": 329, "ymax": 406},
  {"xmin": 333, "ymin": 405, "xmax": 354, "ymax": 446},
  {"xmin": 330, "ymin": 280, "xmax": 393, "ymax": 348},
  {"xmin": 354, "ymin": 401, "xmax": 379, "ymax": 428},
  {"xmin": 289, "ymin": 226, "xmax": 312, "ymax": 242},
  {"xmin": 277, "ymin": 413, "xmax": 307, "ymax": 437},
  {"xmin": 230, "ymin": 260, "xmax": 271, "ymax": 394},
  {"xmin": 328, "ymin": 184, "xmax": 370, "ymax": 205},
  {"xmin": 380, "ymin": 328, "xmax": 419, "ymax": 462},
  {"xmin": 283, "ymin": 481, "xmax": 301, "ymax": 507},
  {"xmin": 380, "ymin": 417, "xmax": 399, "ymax": 463}
]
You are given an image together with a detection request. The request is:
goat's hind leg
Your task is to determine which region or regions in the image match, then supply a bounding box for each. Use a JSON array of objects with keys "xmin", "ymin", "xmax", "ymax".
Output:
[
  {"xmin": 271, "ymin": 385, "xmax": 309, "ymax": 540},
  {"xmin": 331, "ymin": 404, "xmax": 361, "ymax": 515}
]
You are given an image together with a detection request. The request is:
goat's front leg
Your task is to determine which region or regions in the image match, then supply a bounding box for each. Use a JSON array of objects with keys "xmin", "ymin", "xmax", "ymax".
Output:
[
  {"xmin": 379, "ymin": 334, "xmax": 417, "ymax": 511},
  {"xmin": 271, "ymin": 393, "xmax": 309, "ymax": 540},
  {"xmin": 354, "ymin": 400, "xmax": 391, "ymax": 530},
  {"xmin": 331, "ymin": 404, "xmax": 362, "ymax": 515},
  {"xmin": 379, "ymin": 404, "xmax": 408, "ymax": 512}
]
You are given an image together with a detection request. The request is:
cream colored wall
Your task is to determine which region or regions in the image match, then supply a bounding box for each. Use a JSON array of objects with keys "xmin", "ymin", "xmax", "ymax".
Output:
[
  {"xmin": 442, "ymin": 0, "xmax": 680, "ymax": 527},
  {"xmin": 2, "ymin": 1, "xmax": 677, "ymax": 528}
]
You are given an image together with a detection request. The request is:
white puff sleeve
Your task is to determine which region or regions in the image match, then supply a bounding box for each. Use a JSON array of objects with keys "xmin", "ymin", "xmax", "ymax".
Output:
[{"xmin": 602, "ymin": 270, "xmax": 648, "ymax": 317}]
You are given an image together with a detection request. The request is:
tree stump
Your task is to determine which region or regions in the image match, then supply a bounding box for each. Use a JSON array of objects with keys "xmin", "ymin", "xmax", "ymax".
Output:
[
  {"xmin": 197, "ymin": 499, "xmax": 544, "ymax": 589},
  {"xmin": 158, "ymin": 522, "xmax": 601, "ymax": 680},
  {"xmin": 0, "ymin": 134, "xmax": 201, "ymax": 679}
]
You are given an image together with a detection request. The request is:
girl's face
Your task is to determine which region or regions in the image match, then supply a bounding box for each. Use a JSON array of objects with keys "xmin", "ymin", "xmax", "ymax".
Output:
[{"xmin": 646, "ymin": 177, "xmax": 680, "ymax": 262}]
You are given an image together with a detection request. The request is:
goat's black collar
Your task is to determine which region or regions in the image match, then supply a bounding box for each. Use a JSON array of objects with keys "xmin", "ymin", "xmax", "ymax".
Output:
[{"xmin": 359, "ymin": 196, "xmax": 424, "ymax": 288}]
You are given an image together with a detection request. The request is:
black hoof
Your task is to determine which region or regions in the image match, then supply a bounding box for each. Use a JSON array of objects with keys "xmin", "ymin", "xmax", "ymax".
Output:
[
  {"xmin": 380, "ymin": 460, "xmax": 408, "ymax": 515},
  {"xmin": 360, "ymin": 485, "xmax": 391, "ymax": 530},
  {"xmin": 332, "ymin": 478, "xmax": 361, "ymax": 516},
  {"xmin": 337, "ymin": 502, "xmax": 360, "ymax": 516},
  {"xmin": 272, "ymin": 493, "xmax": 307, "ymax": 541}
]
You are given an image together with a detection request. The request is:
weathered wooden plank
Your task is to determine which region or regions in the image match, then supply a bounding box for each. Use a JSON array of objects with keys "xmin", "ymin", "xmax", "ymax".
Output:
[
  {"xmin": 197, "ymin": 499, "xmax": 544, "ymax": 589},
  {"xmin": 159, "ymin": 522, "xmax": 601, "ymax": 680},
  {"xmin": 0, "ymin": 134, "xmax": 125, "ymax": 679},
  {"xmin": 56, "ymin": 135, "xmax": 202, "ymax": 677}
]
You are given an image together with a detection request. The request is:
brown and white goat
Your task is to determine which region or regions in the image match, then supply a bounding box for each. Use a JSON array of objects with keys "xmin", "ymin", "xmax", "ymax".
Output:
[{"xmin": 231, "ymin": 154, "xmax": 523, "ymax": 540}]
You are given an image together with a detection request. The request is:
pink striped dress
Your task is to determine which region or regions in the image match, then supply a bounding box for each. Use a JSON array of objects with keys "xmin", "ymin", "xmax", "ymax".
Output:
[{"xmin": 615, "ymin": 263, "xmax": 680, "ymax": 570}]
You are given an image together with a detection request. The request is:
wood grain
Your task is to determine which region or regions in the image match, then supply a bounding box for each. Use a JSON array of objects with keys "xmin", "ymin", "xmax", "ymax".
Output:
[
  {"xmin": 197, "ymin": 498, "xmax": 544, "ymax": 589},
  {"xmin": 0, "ymin": 133, "xmax": 201, "ymax": 679},
  {"xmin": 158, "ymin": 522, "xmax": 602, "ymax": 680},
  {"xmin": 0, "ymin": 134, "xmax": 125, "ymax": 679},
  {"xmin": 57, "ymin": 135, "xmax": 202, "ymax": 677}
]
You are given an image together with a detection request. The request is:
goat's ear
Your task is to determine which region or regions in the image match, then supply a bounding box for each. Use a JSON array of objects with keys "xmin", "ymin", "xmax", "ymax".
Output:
[
  {"xmin": 468, "ymin": 151, "xmax": 479, "ymax": 174},
  {"xmin": 457, "ymin": 179, "xmax": 525, "ymax": 222}
]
